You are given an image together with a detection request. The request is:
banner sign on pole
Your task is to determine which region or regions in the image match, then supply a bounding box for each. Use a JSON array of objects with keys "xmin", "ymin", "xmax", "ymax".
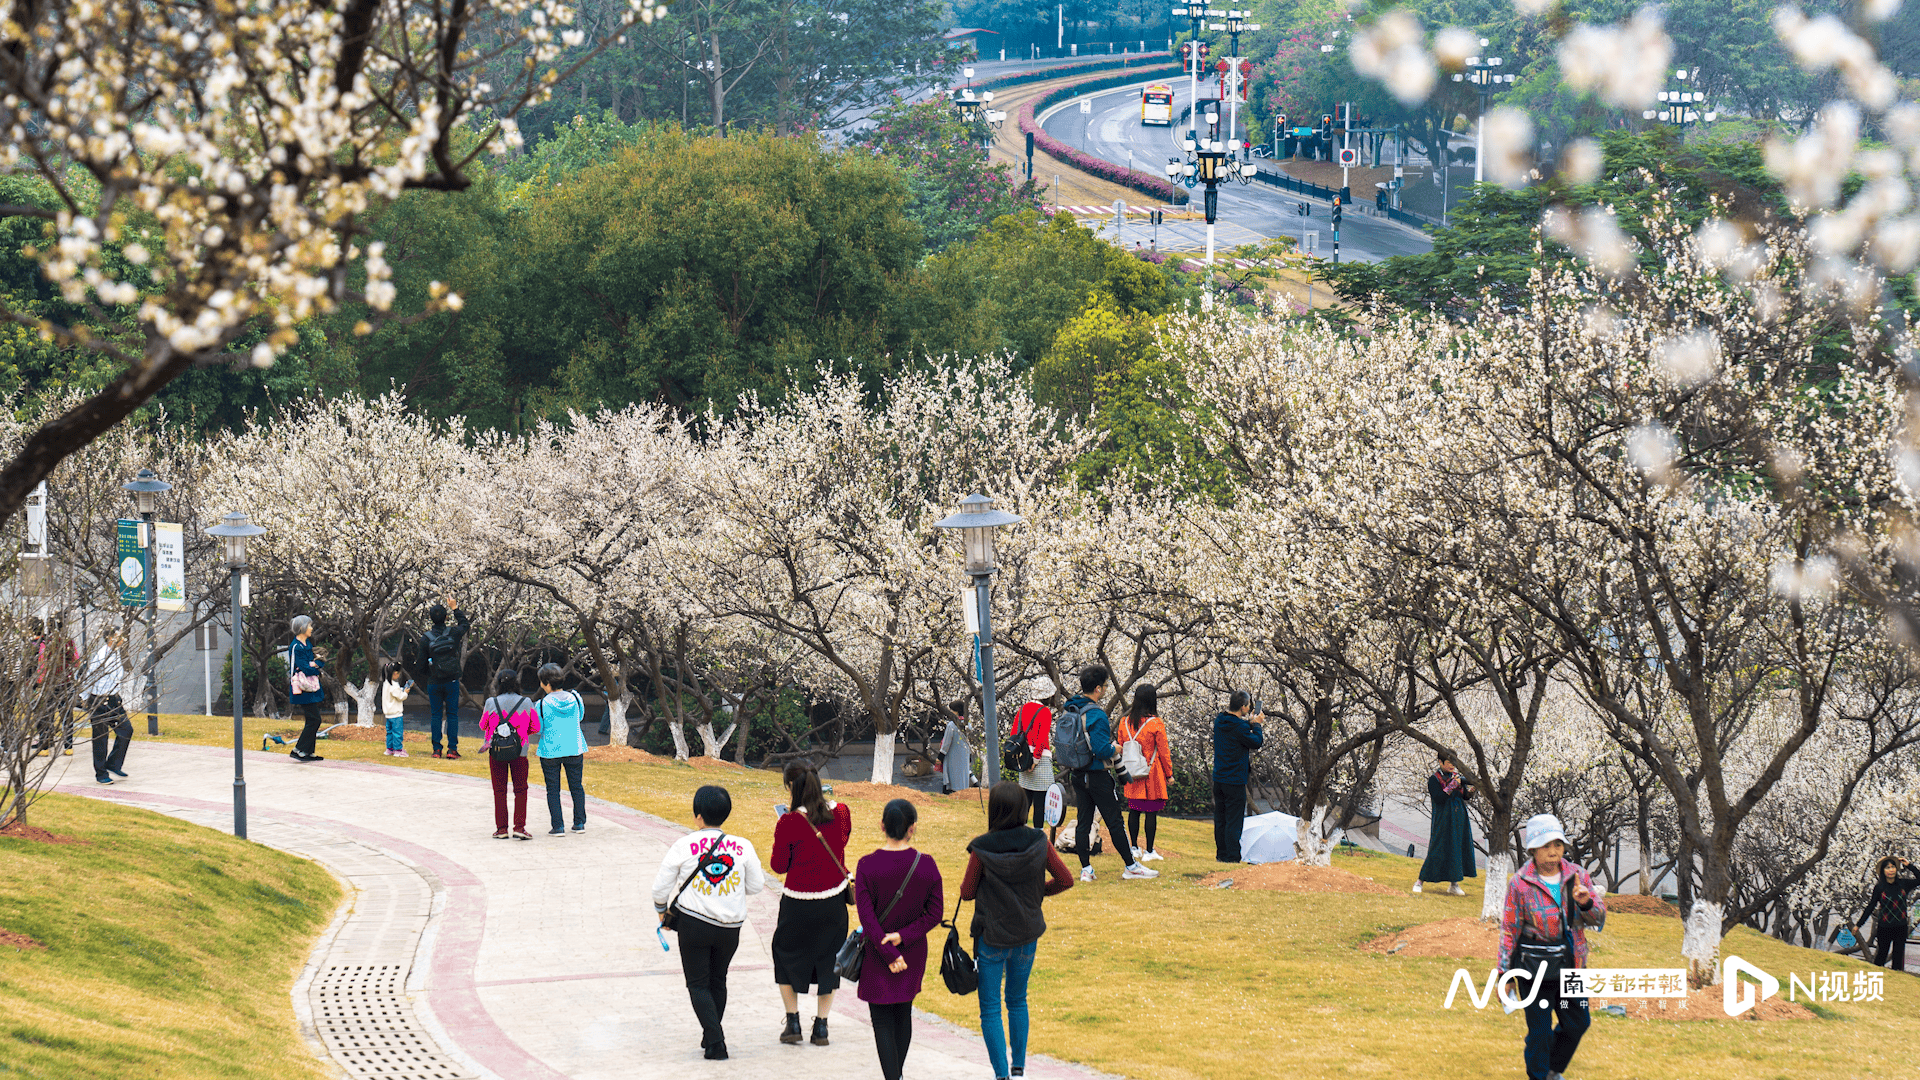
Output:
[
  {"xmin": 116, "ymin": 519, "xmax": 147, "ymax": 606},
  {"xmin": 155, "ymin": 522, "xmax": 185, "ymax": 612}
]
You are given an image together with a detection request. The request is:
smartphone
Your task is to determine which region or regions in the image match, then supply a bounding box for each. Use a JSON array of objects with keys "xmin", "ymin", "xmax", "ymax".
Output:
[{"xmin": 775, "ymin": 803, "xmax": 789, "ymax": 815}]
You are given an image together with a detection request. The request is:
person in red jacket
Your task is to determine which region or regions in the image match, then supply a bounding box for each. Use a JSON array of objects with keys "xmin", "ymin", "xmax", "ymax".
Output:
[
  {"xmin": 769, "ymin": 763, "xmax": 853, "ymax": 1047},
  {"xmin": 1010, "ymin": 677, "xmax": 1056, "ymax": 829}
]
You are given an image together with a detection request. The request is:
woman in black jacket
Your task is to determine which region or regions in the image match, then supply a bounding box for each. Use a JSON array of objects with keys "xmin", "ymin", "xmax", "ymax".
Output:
[
  {"xmin": 1853, "ymin": 855, "xmax": 1920, "ymax": 970},
  {"xmin": 959, "ymin": 782, "xmax": 1075, "ymax": 1080}
]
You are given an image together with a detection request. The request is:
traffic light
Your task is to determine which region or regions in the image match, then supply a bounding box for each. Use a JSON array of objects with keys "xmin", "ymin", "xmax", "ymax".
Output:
[
  {"xmin": 1331, "ymin": 195, "xmax": 1342, "ymax": 230},
  {"xmin": 1320, "ymin": 113, "xmax": 1332, "ymax": 138}
]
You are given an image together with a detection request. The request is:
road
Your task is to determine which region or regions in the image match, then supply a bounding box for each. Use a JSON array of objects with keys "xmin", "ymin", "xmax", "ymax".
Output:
[{"xmin": 1040, "ymin": 79, "xmax": 1434, "ymax": 264}]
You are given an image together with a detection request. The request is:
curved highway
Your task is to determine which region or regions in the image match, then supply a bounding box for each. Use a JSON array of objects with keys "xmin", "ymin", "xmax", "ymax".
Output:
[{"xmin": 1041, "ymin": 79, "xmax": 1434, "ymax": 264}]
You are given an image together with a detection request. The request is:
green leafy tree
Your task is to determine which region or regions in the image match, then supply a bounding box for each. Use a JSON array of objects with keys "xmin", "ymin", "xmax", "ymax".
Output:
[{"xmin": 852, "ymin": 96, "xmax": 1039, "ymax": 252}]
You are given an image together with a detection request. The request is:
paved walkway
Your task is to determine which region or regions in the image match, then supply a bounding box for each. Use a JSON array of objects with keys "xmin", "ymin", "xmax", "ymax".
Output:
[{"xmin": 53, "ymin": 743, "xmax": 1109, "ymax": 1080}]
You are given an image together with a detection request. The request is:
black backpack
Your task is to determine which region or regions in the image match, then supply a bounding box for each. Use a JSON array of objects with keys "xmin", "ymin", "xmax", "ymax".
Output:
[
  {"xmin": 487, "ymin": 695, "xmax": 529, "ymax": 761},
  {"xmin": 425, "ymin": 628, "xmax": 460, "ymax": 681}
]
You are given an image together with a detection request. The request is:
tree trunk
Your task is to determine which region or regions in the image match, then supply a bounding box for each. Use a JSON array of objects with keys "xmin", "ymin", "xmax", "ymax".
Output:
[
  {"xmin": 1294, "ymin": 804, "xmax": 1335, "ymax": 866},
  {"xmin": 1637, "ymin": 815, "xmax": 1654, "ymax": 895},
  {"xmin": 1480, "ymin": 849, "xmax": 1515, "ymax": 922},
  {"xmin": 1681, "ymin": 899, "xmax": 1725, "ymax": 987},
  {"xmin": 696, "ymin": 719, "xmax": 736, "ymax": 758},
  {"xmin": 869, "ymin": 728, "xmax": 896, "ymax": 785},
  {"xmin": 605, "ymin": 689, "xmax": 632, "ymax": 747},
  {"xmin": 708, "ymin": 33, "xmax": 726, "ymax": 133},
  {"xmin": 667, "ymin": 719, "xmax": 691, "ymax": 761},
  {"xmin": 732, "ymin": 705, "xmax": 752, "ymax": 764},
  {"xmin": 348, "ymin": 678, "xmax": 378, "ymax": 727}
]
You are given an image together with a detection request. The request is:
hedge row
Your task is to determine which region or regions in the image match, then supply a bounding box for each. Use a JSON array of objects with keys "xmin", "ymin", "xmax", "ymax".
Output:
[
  {"xmin": 1019, "ymin": 65, "xmax": 1189, "ymax": 205},
  {"xmin": 974, "ymin": 53, "xmax": 1173, "ymax": 93}
]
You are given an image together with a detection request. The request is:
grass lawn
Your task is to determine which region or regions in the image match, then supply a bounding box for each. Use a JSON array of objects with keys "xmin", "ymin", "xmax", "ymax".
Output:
[
  {"xmin": 0, "ymin": 791, "xmax": 339, "ymax": 1080},
  {"xmin": 147, "ymin": 713, "xmax": 1920, "ymax": 1079}
]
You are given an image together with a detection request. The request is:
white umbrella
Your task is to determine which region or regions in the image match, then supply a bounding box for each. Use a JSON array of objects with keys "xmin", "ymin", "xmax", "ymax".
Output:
[{"xmin": 1239, "ymin": 810, "xmax": 1345, "ymax": 864}]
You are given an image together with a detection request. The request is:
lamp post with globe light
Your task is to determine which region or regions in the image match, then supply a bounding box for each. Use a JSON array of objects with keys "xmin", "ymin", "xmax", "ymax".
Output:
[
  {"xmin": 1644, "ymin": 67, "xmax": 1716, "ymax": 137},
  {"xmin": 1167, "ymin": 106, "xmax": 1253, "ymax": 309},
  {"xmin": 933, "ymin": 494, "xmax": 1021, "ymax": 786},
  {"xmin": 1452, "ymin": 43, "xmax": 1515, "ymax": 184}
]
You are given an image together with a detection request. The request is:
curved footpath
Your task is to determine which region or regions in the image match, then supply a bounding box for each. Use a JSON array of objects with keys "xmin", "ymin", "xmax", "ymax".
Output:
[{"xmin": 52, "ymin": 743, "xmax": 1113, "ymax": 1080}]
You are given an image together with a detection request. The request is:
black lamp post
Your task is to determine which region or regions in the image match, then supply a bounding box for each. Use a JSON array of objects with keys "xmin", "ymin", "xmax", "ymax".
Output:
[
  {"xmin": 122, "ymin": 468, "xmax": 170, "ymax": 736},
  {"xmin": 933, "ymin": 494, "xmax": 1021, "ymax": 786},
  {"xmin": 951, "ymin": 76, "xmax": 1004, "ymax": 156},
  {"xmin": 1168, "ymin": 106, "xmax": 1252, "ymax": 309},
  {"xmin": 1452, "ymin": 43, "xmax": 1515, "ymax": 185},
  {"xmin": 207, "ymin": 510, "xmax": 264, "ymax": 839}
]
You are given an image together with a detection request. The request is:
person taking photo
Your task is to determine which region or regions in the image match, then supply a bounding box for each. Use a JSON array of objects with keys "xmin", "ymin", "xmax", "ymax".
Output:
[
  {"xmin": 1211, "ymin": 691, "xmax": 1264, "ymax": 863},
  {"xmin": 1853, "ymin": 855, "xmax": 1920, "ymax": 971}
]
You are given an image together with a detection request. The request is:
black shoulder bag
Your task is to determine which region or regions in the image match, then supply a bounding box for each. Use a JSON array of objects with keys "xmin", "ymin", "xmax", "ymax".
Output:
[
  {"xmin": 662, "ymin": 831, "xmax": 726, "ymax": 932},
  {"xmin": 836, "ymin": 851, "xmax": 922, "ymax": 983},
  {"xmin": 939, "ymin": 893, "xmax": 978, "ymax": 995}
]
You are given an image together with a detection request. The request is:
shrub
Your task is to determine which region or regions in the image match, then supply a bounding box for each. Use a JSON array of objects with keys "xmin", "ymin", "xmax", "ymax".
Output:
[{"xmin": 1018, "ymin": 65, "xmax": 1189, "ymax": 205}]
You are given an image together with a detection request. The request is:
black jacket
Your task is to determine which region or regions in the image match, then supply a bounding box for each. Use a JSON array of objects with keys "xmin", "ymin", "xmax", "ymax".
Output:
[
  {"xmin": 968, "ymin": 827, "xmax": 1051, "ymax": 948},
  {"xmin": 1857, "ymin": 865, "xmax": 1920, "ymax": 930},
  {"xmin": 419, "ymin": 611, "xmax": 471, "ymax": 684},
  {"xmin": 1212, "ymin": 710, "xmax": 1265, "ymax": 785}
]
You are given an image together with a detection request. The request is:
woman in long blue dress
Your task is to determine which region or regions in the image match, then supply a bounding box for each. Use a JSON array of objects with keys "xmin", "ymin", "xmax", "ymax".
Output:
[{"xmin": 1415, "ymin": 749, "xmax": 1477, "ymax": 895}]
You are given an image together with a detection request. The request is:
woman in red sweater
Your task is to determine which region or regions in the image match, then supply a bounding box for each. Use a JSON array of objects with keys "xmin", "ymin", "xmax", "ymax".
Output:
[{"xmin": 769, "ymin": 763, "xmax": 853, "ymax": 1047}]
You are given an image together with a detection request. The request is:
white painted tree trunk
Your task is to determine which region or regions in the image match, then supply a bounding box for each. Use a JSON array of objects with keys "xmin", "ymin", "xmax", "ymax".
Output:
[
  {"xmin": 870, "ymin": 729, "xmax": 897, "ymax": 785},
  {"xmin": 1481, "ymin": 850, "xmax": 1515, "ymax": 922},
  {"xmin": 696, "ymin": 721, "xmax": 737, "ymax": 758},
  {"xmin": 1681, "ymin": 899, "xmax": 1725, "ymax": 986},
  {"xmin": 667, "ymin": 721, "xmax": 691, "ymax": 761},
  {"xmin": 606, "ymin": 690, "xmax": 632, "ymax": 747},
  {"xmin": 348, "ymin": 678, "xmax": 378, "ymax": 727},
  {"xmin": 1638, "ymin": 840, "xmax": 1653, "ymax": 895},
  {"xmin": 1294, "ymin": 804, "xmax": 1335, "ymax": 866}
]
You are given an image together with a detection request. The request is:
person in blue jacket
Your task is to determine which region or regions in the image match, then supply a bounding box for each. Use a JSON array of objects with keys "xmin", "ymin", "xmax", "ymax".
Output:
[
  {"xmin": 1062, "ymin": 666, "xmax": 1158, "ymax": 883},
  {"xmin": 287, "ymin": 615, "xmax": 327, "ymax": 763},
  {"xmin": 1211, "ymin": 691, "xmax": 1265, "ymax": 862},
  {"xmin": 535, "ymin": 663, "xmax": 590, "ymax": 835}
]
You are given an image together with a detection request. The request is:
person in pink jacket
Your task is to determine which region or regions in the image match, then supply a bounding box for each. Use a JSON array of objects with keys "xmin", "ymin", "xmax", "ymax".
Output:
[
  {"xmin": 481, "ymin": 670, "xmax": 541, "ymax": 840},
  {"xmin": 1498, "ymin": 813, "xmax": 1607, "ymax": 1080}
]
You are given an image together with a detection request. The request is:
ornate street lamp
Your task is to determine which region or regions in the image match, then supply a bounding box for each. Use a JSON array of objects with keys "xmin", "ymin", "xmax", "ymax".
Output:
[
  {"xmin": 1452, "ymin": 43, "xmax": 1516, "ymax": 184},
  {"xmin": 122, "ymin": 468, "xmax": 170, "ymax": 736},
  {"xmin": 933, "ymin": 493, "xmax": 1022, "ymax": 785},
  {"xmin": 207, "ymin": 510, "xmax": 264, "ymax": 839},
  {"xmin": 1168, "ymin": 107, "xmax": 1253, "ymax": 309},
  {"xmin": 1644, "ymin": 68, "xmax": 1717, "ymax": 134}
]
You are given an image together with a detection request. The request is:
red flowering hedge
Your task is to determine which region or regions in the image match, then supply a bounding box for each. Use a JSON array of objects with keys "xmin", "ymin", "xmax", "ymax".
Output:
[
  {"xmin": 1019, "ymin": 65, "xmax": 1188, "ymax": 205},
  {"xmin": 973, "ymin": 53, "xmax": 1173, "ymax": 93}
]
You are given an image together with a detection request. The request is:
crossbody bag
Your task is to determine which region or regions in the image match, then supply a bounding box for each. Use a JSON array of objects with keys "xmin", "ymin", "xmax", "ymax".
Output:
[
  {"xmin": 800, "ymin": 809, "xmax": 857, "ymax": 906},
  {"xmin": 835, "ymin": 851, "xmax": 923, "ymax": 982},
  {"xmin": 662, "ymin": 831, "xmax": 726, "ymax": 932}
]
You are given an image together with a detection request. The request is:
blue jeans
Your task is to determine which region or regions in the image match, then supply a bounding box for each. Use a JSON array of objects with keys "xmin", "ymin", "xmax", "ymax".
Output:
[
  {"xmin": 384, "ymin": 712, "xmax": 405, "ymax": 752},
  {"xmin": 976, "ymin": 939, "xmax": 1036, "ymax": 1079},
  {"xmin": 427, "ymin": 680, "xmax": 460, "ymax": 753}
]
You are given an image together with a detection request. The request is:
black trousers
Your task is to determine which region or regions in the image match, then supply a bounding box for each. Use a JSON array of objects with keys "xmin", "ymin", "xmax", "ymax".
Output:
[
  {"xmin": 868, "ymin": 1000, "xmax": 914, "ymax": 1080},
  {"xmin": 1128, "ymin": 809, "xmax": 1158, "ymax": 852},
  {"xmin": 1872, "ymin": 923, "xmax": 1909, "ymax": 971},
  {"xmin": 1518, "ymin": 951, "xmax": 1589, "ymax": 1080},
  {"xmin": 1071, "ymin": 768, "xmax": 1134, "ymax": 868},
  {"xmin": 677, "ymin": 917, "xmax": 740, "ymax": 1049},
  {"xmin": 1213, "ymin": 781, "xmax": 1246, "ymax": 862},
  {"xmin": 540, "ymin": 754, "xmax": 586, "ymax": 831},
  {"xmin": 1025, "ymin": 787, "xmax": 1046, "ymax": 829},
  {"xmin": 89, "ymin": 695, "xmax": 130, "ymax": 780},
  {"xmin": 294, "ymin": 701, "xmax": 324, "ymax": 757}
]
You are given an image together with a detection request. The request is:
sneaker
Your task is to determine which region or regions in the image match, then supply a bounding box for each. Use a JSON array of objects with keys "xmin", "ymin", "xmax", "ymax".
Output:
[
  {"xmin": 1411, "ymin": 881, "xmax": 1423, "ymax": 894},
  {"xmin": 444, "ymin": 750, "xmax": 461, "ymax": 760},
  {"xmin": 1079, "ymin": 866, "xmax": 1096, "ymax": 882},
  {"xmin": 1121, "ymin": 863, "xmax": 1159, "ymax": 880},
  {"xmin": 548, "ymin": 828, "xmax": 566, "ymax": 836},
  {"xmin": 512, "ymin": 829, "xmax": 533, "ymax": 841},
  {"xmin": 108, "ymin": 768, "xmax": 127, "ymax": 778},
  {"xmin": 95, "ymin": 775, "xmax": 115, "ymax": 785},
  {"xmin": 393, "ymin": 751, "xmax": 409, "ymax": 758},
  {"xmin": 1139, "ymin": 850, "xmax": 1164, "ymax": 862},
  {"xmin": 35, "ymin": 749, "xmax": 48, "ymax": 758},
  {"xmin": 1447, "ymin": 883, "xmax": 1467, "ymax": 897},
  {"xmin": 570, "ymin": 823, "xmax": 586, "ymax": 833},
  {"xmin": 62, "ymin": 748, "xmax": 72, "ymax": 756},
  {"xmin": 493, "ymin": 831, "xmax": 510, "ymax": 840},
  {"xmin": 431, "ymin": 751, "xmax": 444, "ymax": 759}
]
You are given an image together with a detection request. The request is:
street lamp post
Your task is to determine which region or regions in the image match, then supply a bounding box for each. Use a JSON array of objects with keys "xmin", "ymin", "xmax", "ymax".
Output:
[
  {"xmin": 1208, "ymin": 10, "xmax": 1259, "ymax": 150},
  {"xmin": 1452, "ymin": 42, "xmax": 1514, "ymax": 185},
  {"xmin": 1173, "ymin": 1, "xmax": 1217, "ymax": 144},
  {"xmin": 933, "ymin": 494, "xmax": 1022, "ymax": 787},
  {"xmin": 1644, "ymin": 67, "xmax": 1716, "ymax": 137},
  {"xmin": 207, "ymin": 511, "xmax": 264, "ymax": 839},
  {"xmin": 122, "ymin": 468, "xmax": 170, "ymax": 736},
  {"xmin": 1169, "ymin": 105, "xmax": 1253, "ymax": 310},
  {"xmin": 950, "ymin": 68, "xmax": 1004, "ymax": 157}
]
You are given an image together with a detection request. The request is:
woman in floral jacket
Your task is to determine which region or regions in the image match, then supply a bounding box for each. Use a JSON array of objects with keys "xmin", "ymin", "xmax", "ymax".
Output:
[{"xmin": 1498, "ymin": 814, "xmax": 1606, "ymax": 1080}]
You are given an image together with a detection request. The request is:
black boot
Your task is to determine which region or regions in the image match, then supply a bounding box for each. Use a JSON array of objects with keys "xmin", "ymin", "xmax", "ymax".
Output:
[
  {"xmin": 810, "ymin": 1016, "xmax": 829, "ymax": 1046},
  {"xmin": 704, "ymin": 1041, "xmax": 729, "ymax": 1060},
  {"xmin": 780, "ymin": 1012, "xmax": 803, "ymax": 1044}
]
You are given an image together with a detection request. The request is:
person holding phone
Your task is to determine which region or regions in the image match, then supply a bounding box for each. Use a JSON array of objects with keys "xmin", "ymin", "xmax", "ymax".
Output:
[
  {"xmin": 1211, "ymin": 691, "xmax": 1264, "ymax": 862},
  {"xmin": 1415, "ymin": 749, "xmax": 1477, "ymax": 896}
]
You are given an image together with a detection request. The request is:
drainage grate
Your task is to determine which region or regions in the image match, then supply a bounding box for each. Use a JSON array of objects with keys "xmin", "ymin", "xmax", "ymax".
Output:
[{"xmin": 311, "ymin": 964, "xmax": 475, "ymax": 1079}]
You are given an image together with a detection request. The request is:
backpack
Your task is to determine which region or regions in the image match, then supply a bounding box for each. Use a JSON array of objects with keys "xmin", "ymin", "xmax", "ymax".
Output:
[
  {"xmin": 1051, "ymin": 699, "xmax": 1094, "ymax": 771},
  {"xmin": 425, "ymin": 628, "xmax": 460, "ymax": 680},
  {"xmin": 487, "ymin": 695, "xmax": 528, "ymax": 761},
  {"xmin": 1118, "ymin": 716, "xmax": 1156, "ymax": 782}
]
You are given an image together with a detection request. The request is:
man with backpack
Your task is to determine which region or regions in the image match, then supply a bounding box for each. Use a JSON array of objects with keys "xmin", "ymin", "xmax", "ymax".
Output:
[
  {"xmin": 1052, "ymin": 665, "xmax": 1158, "ymax": 883},
  {"xmin": 419, "ymin": 597, "xmax": 470, "ymax": 759}
]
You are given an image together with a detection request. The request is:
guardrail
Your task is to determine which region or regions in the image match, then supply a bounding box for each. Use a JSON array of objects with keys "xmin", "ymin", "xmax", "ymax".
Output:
[
  {"xmin": 1251, "ymin": 169, "xmax": 1338, "ymax": 202},
  {"xmin": 974, "ymin": 54, "xmax": 1173, "ymax": 93}
]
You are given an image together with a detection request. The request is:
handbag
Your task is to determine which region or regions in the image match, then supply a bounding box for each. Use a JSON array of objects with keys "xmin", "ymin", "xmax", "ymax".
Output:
[
  {"xmin": 800, "ymin": 809, "xmax": 857, "ymax": 907},
  {"xmin": 289, "ymin": 644, "xmax": 321, "ymax": 696},
  {"xmin": 835, "ymin": 851, "xmax": 922, "ymax": 983},
  {"xmin": 662, "ymin": 832, "xmax": 726, "ymax": 933},
  {"xmin": 939, "ymin": 895, "xmax": 978, "ymax": 996}
]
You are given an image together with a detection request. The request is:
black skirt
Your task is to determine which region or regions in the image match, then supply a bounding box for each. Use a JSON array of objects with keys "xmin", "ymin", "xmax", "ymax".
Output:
[{"xmin": 771, "ymin": 893, "xmax": 849, "ymax": 993}]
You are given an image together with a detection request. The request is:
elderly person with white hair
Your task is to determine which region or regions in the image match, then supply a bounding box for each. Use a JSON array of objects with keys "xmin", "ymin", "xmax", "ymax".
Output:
[
  {"xmin": 1497, "ymin": 813, "xmax": 1607, "ymax": 1080},
  {"xmin": 286, "ymin": 615, "xmax": 327, "ymax": 762},
  {"xmin": 1009, "ymin": 676, "xmax": 1058, "ymax": 829}
]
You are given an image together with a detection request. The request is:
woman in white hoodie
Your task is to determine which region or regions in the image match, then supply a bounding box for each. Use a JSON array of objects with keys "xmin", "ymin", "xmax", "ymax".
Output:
[{"xmin": 653, "ymin": 784, "xmax": 767, "ymax": 1061}]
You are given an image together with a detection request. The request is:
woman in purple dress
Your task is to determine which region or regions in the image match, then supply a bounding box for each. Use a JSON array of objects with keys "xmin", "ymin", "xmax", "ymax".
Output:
[{"xmin": 853, "ymin": 798, "xmax": 944, "ymax": 1080}]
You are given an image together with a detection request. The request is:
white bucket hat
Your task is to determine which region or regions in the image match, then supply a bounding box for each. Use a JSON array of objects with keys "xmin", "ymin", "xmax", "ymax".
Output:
[
  {"xmin": 1026, "ymin": 676, "xmax": 1057, "ymax": 700},
  {"xmin": 1522, "ymin": 813, "xmax": 1569, "ymax": 853}
]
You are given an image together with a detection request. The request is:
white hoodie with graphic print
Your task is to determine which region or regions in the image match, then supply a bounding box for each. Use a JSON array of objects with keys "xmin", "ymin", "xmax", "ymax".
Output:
[{"xmin": 652, "ymin": 828, "xmax": 767, "ymax": 929}]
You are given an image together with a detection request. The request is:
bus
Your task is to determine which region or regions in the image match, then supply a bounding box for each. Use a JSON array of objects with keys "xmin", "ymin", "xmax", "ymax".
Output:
[{"xmin": 1142, "ymin": 85, "xmax": 1174, "ymax": 126}]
